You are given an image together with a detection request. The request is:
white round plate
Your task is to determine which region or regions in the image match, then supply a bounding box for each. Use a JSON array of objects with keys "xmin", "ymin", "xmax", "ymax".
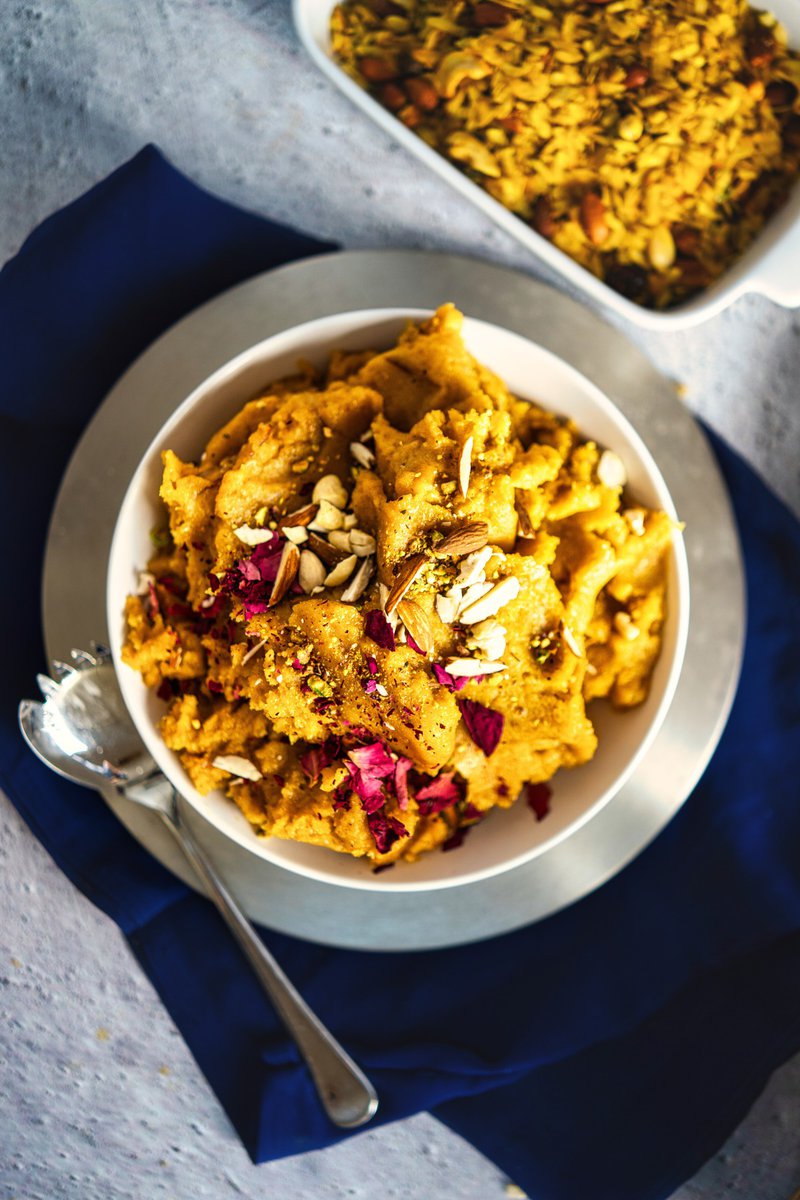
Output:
[
  {"xmin": 42, "ymin": 250, "xmax": 744, "ymax": 949},
  {"xmin": 107, "ymin": 307, "xmax": 689, "ymax": 892}
]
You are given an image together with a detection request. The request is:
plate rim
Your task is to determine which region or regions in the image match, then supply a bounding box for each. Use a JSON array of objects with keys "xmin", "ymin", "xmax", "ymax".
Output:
[{"xmin": 40, "ymin": 249, "xmax": 745, "ymax": 950}]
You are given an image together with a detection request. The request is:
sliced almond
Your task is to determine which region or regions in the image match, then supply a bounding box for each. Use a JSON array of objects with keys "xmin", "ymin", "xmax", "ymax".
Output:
[
  {"xmin": 234, "ymin": 524, "xmax": 275, "ymax": 547},
  {"xmin": 299, "ymin": 549, "xmax": 327, "ymax": 594},
  {"xmin": 282, "ymin": 525, "xmax": 308, "ymax": 545},
  {"xmin": 324, "ymin": 554, "xmax": 358, "ymax": 588},
  {"xmin": 350, "ymin": 441, "xmax": 376, "ymax": 469},
  {"xmin": 456, "ymin": 545, "xmax": 493, "ymax": 587},
  {"xmin": 327, "ymin": 530, "xmax": 352, "ymax": 553},
  {"xmin": 212, "ymin": 754, "xmax": 262, "ymax": 782},
  {"xmin": 384, "ymin": 552, "xmax": 428, "ymax": 614},
  {"xmin": 378, "ymin": 583, "xmax": 399, "ymax": 632},
  {"xmin": 268, "ymin": 541, "xmax": 300, "ymax": 607},
  {"xmin": 435, "ymin": 592, "xmax": 460, "ymax": 625},
  {"xmin": 312, "ymin": 474, "xmax": 348, "ymax": 509},
  {"xmin": 562, "ymin": 624, "xmax": 583, "ymax": 657},
  {"xmin": 434, "ymin": 521, "xmax": 489, "ymax": 558},
  {"xmin": 349, "ymin": 529, "xmax": 376, "ymax": 557},
  {"xmin": 340, "ymin": 555, "xmax": 374, "ymax": 603},
  {"xmin": 241, "ymin": 637, "xmax": 267, "ymax": 666},
  {"xmin": 458, "ymin": 580, "xmax": 493, "ymax": 611},
  {"xmin": 514, "ymin": 493, "xmax": 536, "ymax": 538},
  {"xmin": 278, "ymin": 503, "xmax": 318, "ymax": 529},
  {"xmin": 614, "ymin": 611, "xmax": 641, "ymax": 640},
  {"xmin": 342, "ymin": 513, "xmax": 359, "ymax": 531},
  {"xmin": 459, "ymin": 576, "xmax": 521, "ymax": 624},
  {"xmin": 309, "ymin": 498, "xmax": 345, "ymax": 532},
  {"xmin": 306, "ymin": 531, "xmax": 349, "ymax": 565},
  {"xmin": 459, "ymin": 435, "xmax": 473, "ymax": 499},
  {"xmin": 623, "ymin": 508, "xmax": 646, "ymax": 536},
  {"xmin": 444, "ymin": 658, "xmax": 507, "ymax": 677},
  {"xmin": 466, "ymin": 618, "xmax": 507, "ymax": 662},
  {"xmin": 597, "ymin": 449, "xmax": 627, "ymax": 489},
  {"xmin": 397, "ymin": 598, "xmax": 435, "ymax": 656}
]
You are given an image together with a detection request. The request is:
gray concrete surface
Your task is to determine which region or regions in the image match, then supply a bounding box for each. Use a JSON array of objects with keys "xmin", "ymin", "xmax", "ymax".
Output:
[{"xmin": 1, "ymin": 2, "xmax": 799, "ymax": 1198}]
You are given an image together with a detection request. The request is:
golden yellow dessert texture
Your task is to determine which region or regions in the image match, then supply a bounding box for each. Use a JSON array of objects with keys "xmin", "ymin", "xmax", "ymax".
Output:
[{"xmin": 123, "ymin": 306, "xmax": 674, "ymax": 866}]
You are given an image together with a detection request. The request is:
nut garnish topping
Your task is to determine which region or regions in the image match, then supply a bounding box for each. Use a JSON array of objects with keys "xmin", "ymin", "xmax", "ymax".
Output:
[
  {"xmin": 614, "ymin": 611, "xmax": 641, "ymax": 640},
  {"xmin": 435, "ymin": 591, "xmax": 460, "ymax": 625},
  {"xmin": 278, "ymin": 503, "xmax": 318, "ymax": 529},
  {"xmin": 309, "ymin": 498, "xmax": 345, "ymax": 532},
  {"xmin": 562, "ymin": 624, "xmax": 583, "ymax": 657},
  {"xmin": 385, "ymin": 552, "xmax": 428, "ymax": 614},
  {"xmin": 514, "ymin": 494, "xmax": 535, "ymax": 538},
  {"xmin": 306, "ymin": 532, "xmax": 349, "ymax": 565},
  {"xmin": 459, "ymin": 576, "xmax": 521, "ymax": 624},
  {"xmin": 298, "ymin": 549, "xmax": 327, "ymax": 594},
  {"xmin": 597, "ymin": 449, "xmax": 627, "ymax": 489},
  {"xmin": 282, "ymin": 525, "xmax": 309, "ymax": 545},
  {"xmin": 349, "ymin": 529, "xmax": 377, "ymax": 557},
  {"xmin": 234, "ymin": 525, "xmax": 275, "ymax": 547},
  {"xmin": 459, "ymin": 435, "xmax": 474, "ymax": 498},
  {"xmin": 327, "ymin": 530, "xmax": 352, "ymax": 553},
  {"xmin": 435, "ymin": 521, "xmax": 489, "ymax": 558},
  {"xmin": 624, "ymin": 508, "xmax": 646, "ymax": 536},
  {"xmin": 397, "ymin": 598, "xmax": 434, "ymax": 656},
  {"xmin": 268, "ymin": 541, "xmax": 300, "ymax": 607},
  {"xmin": 312, "ymin": 474, "xmax": 348, "ymax": 509},
  {"xmin": 241, "ymin": 637, "xmax": 267, "ymax": 666},
  {"xmin": 350, "ymin": 441, "xmax": 376, "ymax": 469},
  {"xmin": 444, "ymin": 658, "xmax": 507, "ymax": 677},
  {"xmin": 324, "ymin": 554, "xmax": 358, "ymax": 588},
  {"xmin": 456, "ymin": 545, "xmax": 494, "ymax": 588},
  {"xmin": 341, "ymin": 556, "xmax": 374, "ymax": 603},
  {"xmin": 212, "ymin": 754, "xmax": 263, "ymax": 782}
]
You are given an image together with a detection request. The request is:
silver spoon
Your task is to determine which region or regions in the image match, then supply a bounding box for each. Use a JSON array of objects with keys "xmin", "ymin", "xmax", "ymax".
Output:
[{"xmin": 18, "ymin": 646, "xmax": 378, "ymax": 1130}]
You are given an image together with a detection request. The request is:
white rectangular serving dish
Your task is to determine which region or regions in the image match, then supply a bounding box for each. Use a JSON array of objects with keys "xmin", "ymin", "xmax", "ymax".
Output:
[{"xmin": 294, "ymin": 0, "xmax": 800, "ymax": 330}]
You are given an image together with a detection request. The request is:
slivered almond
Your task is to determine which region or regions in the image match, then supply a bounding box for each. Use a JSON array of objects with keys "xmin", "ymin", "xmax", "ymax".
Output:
[
  {"xmin": 309, "ymin": 498, "xmax": 345, "ymax": 531},
  {"xmin": 349, "ymin": 529, "xmax": 376, "ymax": 557},
  {"xmin": 278, "ymin": 503, "xmax": 318, "ymax": 529},
  {"xmin": 282, "ymin": 525, "xmax": 308, "ymax": 545},
  {"xmin": 350, "ymin": 441, "xmax": 376, "ymax": 469},
  {"xmin": 459, "ymin": 435, "xmax": 473, "ymax": 498},
  {"xmin": 385, "ymin": 552, "xmax": 427, "ymax": 614},
  {"xmin": 327, "ymin": 530, "xmax": 352, "ymax": 553},
  {"xmin": 459, "ymin": 576, "xmax": 521, "ymax": 624},
  {"xmin": 299, "ymin": 550, "xmax": 326, "ymax": 594},
  {"xmin": 341, "ymin": 556, "xmax": 374, "ymax": 603},
  {"xmin": 514, "ymin": 494, "xmax": 535, "ymax": 538},
  {"xmin": 434, "ymin": 521, "xmax": 489, "ymax": 558},
  {"xmin": 397, "ymin": 598, "xmax": 435, "ymax": 656},
  {"xmin": 312, "ymin": 474, "xmax": 348, "ymax": 509},
  {"xmin": 212, "ymin": 754, "xmax": 262, "ymax": 781},
  {"xmin": 597, "ymin": 449, "xmax": 627, "ymax": 489},
  {"xmin": 444, "ymin": 658, "xmax": 507, "ymax": 677},
  {"xmin": 268, "ymin": 542, "xmax": 300, "ymax": 607},
  {"xmin": 306, "ymin": 532, "xmax": 349, "ymax": 565},
  {"xmin": 324, "ymin": 554, "xmax": 358, "ymax": 588},
  {"xmin": 562, "ymin": 624, "xmax": 583, "ymax": 657}
]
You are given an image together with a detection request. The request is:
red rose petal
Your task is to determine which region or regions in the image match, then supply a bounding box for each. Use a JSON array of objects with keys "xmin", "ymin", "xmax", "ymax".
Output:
[
  {"xmin": 364, "ymin": 609, "xmax": 396, "ymax": 651},
  {"xmin": 525, "ymin": 781, "xmax": 552, "ymax": 821},
  {"xmin": 367, "ymin": 811, "xmax": 408, "ymax": 854},
  {"xmin": 457, "ymin": 698, "xmax": 505, "ymax": 756},
  {"xmin": 415, "ymin": 771, "xmax": 463, "ymax": 815}
]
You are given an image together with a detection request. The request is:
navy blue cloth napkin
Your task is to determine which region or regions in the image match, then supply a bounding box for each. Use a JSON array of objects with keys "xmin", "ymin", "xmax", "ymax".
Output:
[{"xmin": 2, "ymin": 147, "xmax": 799, "ymax": 1200}]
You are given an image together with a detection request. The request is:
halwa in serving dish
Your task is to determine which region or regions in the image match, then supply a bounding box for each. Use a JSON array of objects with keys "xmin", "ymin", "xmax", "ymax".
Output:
[
  {"xmin": 331, "ymin": 0, "xmax": 800, "ymax": 309},
  {"xmin": 122, "ymin": 306, "xmax": 675, "ymax": 867}
]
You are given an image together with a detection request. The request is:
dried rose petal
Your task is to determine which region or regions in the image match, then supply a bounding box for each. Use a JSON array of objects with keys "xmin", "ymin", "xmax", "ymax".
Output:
[
  {"xmin": 299, "ymin": 735, "xmax": 342, "ymax": 783},
  {"xmin": 406, "ymin": 634, "xmax": 425, "ymax": 656},
  {"xmin": 394, "ymin": 756, "xmax": 413, "ymax": 810},
  {"xmin": 364, "ymin": 609, "xmax": 396, "ymax": 651},
  {"xmin": 348, "ymin": 742, "xmax": 396, "ymax": 777},
  {"xmin": 345, "ymin": 760, "xmax": 386, "ymax": 812},
  {"xmin": 415, "ymin": 771, "xmax": 462, "ymax": 815},
  {"xmin": 442, "ymin": 827, "xmax": 468, "ymax": 852},
  {"xmin": 462, "ymin": 802, "xmax": 484, "ymax": 822},
  {"xmin": 457, "ymin": 698, "xmax": 505, "ymax": 756},
  {"xmin": 432, "ymin": 663, "xmax": 471, "ymax": 692},
  {"xmin": 525, "ymin": 781, "xmax": 552, "ymax": 821},
  {"xmin": 156, "ymin": 679, "xmax": 174, "ymax": 702},
  {"xmin": 365, "ymin": 678, "xmax": 378, "ymax": 695},
  {"xmin": 367, "ymin": 811, "xmax": 408, "ymax": 854},
  {"xmin": 207, "ymin": 679, "xmax": 224, "ymax": 695}
]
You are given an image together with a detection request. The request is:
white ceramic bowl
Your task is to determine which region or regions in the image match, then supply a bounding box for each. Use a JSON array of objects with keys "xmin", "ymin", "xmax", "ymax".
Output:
[
  {"xmin": 293, "ymin": 0, "xmax": 800, "ymax": 331},
  {"xmin": 108, "ymin": 310, "xmax": 690, "ymax": 891}
]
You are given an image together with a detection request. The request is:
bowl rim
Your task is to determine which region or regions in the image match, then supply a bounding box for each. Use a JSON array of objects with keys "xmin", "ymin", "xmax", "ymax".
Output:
[{"xmin": 107, "ymin": 307, "xmax": 690, "ymax": 893}]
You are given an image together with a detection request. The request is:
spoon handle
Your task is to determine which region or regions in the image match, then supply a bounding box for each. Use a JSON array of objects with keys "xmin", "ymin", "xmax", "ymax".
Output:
[{"xmin": 157, "ymin": 803, "xmax": 378, "ymax": 1129}]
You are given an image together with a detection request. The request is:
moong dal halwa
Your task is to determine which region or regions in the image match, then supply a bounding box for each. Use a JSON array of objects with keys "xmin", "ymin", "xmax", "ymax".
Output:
[
  {"xmin": 122, "ymin": 307, "xmax": 675, "ymax": 866},
  {"xmin": 331, "ymin": 0, "xmax": 800, "ymax": 309}
]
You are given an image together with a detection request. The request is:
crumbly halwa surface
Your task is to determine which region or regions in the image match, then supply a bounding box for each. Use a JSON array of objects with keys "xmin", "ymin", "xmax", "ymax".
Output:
[
  {"xmin": 122, "ymin": 306, "xmax": 673, "ymax": 866},
  {"xmin": 331, "ymin": 0, "xmax": 800, "ymax": 309}
]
